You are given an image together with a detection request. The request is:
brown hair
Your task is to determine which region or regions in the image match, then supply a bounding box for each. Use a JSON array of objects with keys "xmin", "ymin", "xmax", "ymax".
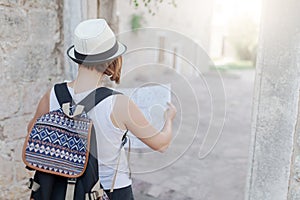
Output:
[{"xmin": 82, "ymin": 56, "xmax": 122, "ymax": 84}]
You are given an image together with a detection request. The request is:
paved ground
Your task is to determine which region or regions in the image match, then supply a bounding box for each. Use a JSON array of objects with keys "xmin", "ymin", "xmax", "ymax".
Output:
[{"xmin": 122, "ymin": 68, "xmax": 255, "ymax": 200}]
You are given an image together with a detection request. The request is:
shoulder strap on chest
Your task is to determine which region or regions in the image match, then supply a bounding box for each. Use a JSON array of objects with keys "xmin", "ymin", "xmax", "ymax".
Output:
[
  {"xmin": 54, "ymin": 82, "xmax": 121, "ymax": 113},
  {"xmin": 79, "ymin": 86, "xmax": 121, "ymax": 113}
]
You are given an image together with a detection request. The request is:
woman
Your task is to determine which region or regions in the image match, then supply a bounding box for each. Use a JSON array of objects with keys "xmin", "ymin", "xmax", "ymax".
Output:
[{"xmin": 27, "ymin": 19, "xmax": 176, "ymax": 200}]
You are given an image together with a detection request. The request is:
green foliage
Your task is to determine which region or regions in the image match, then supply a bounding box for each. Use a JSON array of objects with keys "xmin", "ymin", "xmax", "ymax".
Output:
[
  {"xmin": 130, "ymin": 14, "xmax": 144, "ymax": 31},
  {"xmin": 132, "ymin": 0, "xmax": 177, "ymax": 15},
  {"xmin": 213, "ymin": 60, "xmax": 254, "ymax": 70}
]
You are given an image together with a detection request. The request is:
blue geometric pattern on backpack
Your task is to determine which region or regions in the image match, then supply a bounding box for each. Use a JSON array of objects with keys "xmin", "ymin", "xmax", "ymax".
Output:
[{"xmin": 24, "ymin": 108, "xmax": 92, "ymax": 177}]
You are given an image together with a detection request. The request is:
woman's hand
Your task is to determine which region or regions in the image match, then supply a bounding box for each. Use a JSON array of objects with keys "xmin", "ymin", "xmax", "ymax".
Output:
[{"xmin": 164, "ymin": 102, "xmax": 177, "ymax": 121}]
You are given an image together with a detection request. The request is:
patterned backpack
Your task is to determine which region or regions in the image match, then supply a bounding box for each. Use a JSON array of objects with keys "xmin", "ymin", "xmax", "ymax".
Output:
[{"xmin": 22, "ymin": 82, "xmax": 123, "ymax": 200}]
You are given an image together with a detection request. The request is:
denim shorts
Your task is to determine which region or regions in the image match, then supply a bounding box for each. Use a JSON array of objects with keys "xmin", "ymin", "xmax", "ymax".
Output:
[{"xmin": 104, "ymin": 185, "xmax": 134, "ymax": 200}]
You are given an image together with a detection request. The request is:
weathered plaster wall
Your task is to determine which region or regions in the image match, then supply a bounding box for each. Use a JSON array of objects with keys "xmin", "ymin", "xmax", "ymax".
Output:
[
  {"xmin": 0, "ymin": 0, "xmax": 64, "ymax": 199},
  {"xmin": 245, "ymin": 0, "xmax": 300, "ymax": 199}
]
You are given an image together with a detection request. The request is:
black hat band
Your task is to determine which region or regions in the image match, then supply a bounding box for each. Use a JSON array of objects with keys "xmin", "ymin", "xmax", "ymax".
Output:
[{"xmin": 74, "ymin": 41, "xmax": 119, "ymax": 62}]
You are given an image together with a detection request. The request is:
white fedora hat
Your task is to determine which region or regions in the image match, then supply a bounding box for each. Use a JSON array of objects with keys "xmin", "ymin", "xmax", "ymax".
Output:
[{"xmin": 67, "ymin": 19, "xmax": 127, "ymax": 65}]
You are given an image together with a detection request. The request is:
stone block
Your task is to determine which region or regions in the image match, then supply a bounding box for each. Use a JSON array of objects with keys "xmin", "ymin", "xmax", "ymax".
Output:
[
  {"xmin": 159, "ymin": 190, "xmax": 193, "ymax": 200},
  {"xmin": 15, "ymin": 161, "xmax": 29, "ymax": 182},
  {"xmin": 0, "ymin": 123, "xmax": 5, "ymax": 141},
  {"xmin": 3, "ymin": 116, "xmax": 28, "ymax": 141},
  {"xmin": 7, "ymin": 44, "xmax": 61, "ymax": 82},
  {"xmin": 6, "ymin": 184, "xmax": 30, "ymax": 200},
  {"xmin": 13, "ymin": 139, "xmax": 25, "ymax": 162},
  {"xmin": 0, "ymin": 7, "xmax": 28, "ymax": 42},
  {"xmin": 186, "ymin": 185, "xmax": 209, "ymax": 199},
  {"xmin": 0, "ymin": 0, "xmax": 25, "ymax": 6},
  {"xmin": 163, "ymin": 175, "xmax": 191, "ymax": 190},
  {"xmin": 0, "ymin": 140, "xmax": 21, "ymax": 160},
  {"xmin": 0, "ymin": 40, "xmax": 20, "ymax": 55},
  {"xmin": 24, "ymin": 0, "xmax": 58, "ymax": 9},
  {"xmin": 0, "ymin": 189, "xmax": 9, "ymax": 200},
  {"xmin": 0, "ymin": 84, "xmax": 21, "ymax": 119},
  {"xmin": 20, "ymin": 83, "xmax": 46, "ymax": 115},
  {"xmin": 146, "ymin": 185, "xmax": 166, "ymax": 198},
  {"xmin": 28, "ymin": 10, "xmax": 60, "ymax": 45},
  {"xmin": 0, "ymin": 157, "xmax": 14, "ymax": 186},
  {"xmin": 1, "ymin": 53, "xmax": 25, "ymax": 82}
]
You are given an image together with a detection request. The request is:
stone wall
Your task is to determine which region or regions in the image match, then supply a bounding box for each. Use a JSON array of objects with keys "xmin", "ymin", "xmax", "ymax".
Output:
[{"xmin": 0, "ymin": 0, "xmax": 64, "ymax": 199}]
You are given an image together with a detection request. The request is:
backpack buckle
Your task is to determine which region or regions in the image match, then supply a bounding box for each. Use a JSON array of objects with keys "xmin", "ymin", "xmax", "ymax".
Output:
[
  {"xmin": 67, "ymin": 178, "xmax": 77, "ymax": 184},
  {"xmin": 90, "ymin": 189, "xmax": 103, "ymax": 200},
  {"xmin": 66, "ymin": 178, "xmax": 77, "ymax": 199},
  {"xmin": 62, "ymin": 103, "xmax": 85, "ymax": 118}
]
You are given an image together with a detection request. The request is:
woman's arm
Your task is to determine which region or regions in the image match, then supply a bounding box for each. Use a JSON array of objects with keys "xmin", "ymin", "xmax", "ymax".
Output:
[
  {"xmin": 111, "ymin": 95, "xmax": 177, "ymax": 153},
  {"xmin": 27, "ymin": 89, "xmax": 51, "ymax": 133}
]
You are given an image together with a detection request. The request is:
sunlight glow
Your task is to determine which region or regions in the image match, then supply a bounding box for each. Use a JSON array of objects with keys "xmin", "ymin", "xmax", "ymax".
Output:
[
  {"xmin": 213, "ymin": 0, "xmax": 261, "ymax": 26},
  {"xmin": 210, "ymin": 0, "xmax": 262, "ymax": 63}
]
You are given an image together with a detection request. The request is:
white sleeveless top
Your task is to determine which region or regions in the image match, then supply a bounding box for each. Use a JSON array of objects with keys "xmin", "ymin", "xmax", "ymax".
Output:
[{"xmin": 49, "ymin": 85, "xmax": 132, "ymax": 190}]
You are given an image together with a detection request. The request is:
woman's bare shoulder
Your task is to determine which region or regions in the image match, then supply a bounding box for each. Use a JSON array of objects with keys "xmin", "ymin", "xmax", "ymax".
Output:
[{"xmin": 112, "ymin": 93, "xmax": 134, "ymax": 112}]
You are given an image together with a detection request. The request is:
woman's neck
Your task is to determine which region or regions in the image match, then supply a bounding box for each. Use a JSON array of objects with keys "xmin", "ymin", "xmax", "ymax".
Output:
[{"xmin": 69, "ymin": 66, "xmax": 104, "ymax": 94}]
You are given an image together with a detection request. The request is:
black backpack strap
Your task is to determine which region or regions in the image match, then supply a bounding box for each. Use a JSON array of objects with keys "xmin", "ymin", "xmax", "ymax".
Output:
[
  {"xmin": 54, "ymin": 82, "xmax": 121, "ymax": 113},
  {"xmin": 78, "ymin": 87, "xmax": 122, "ymax": 113},
  {"xmin": 54, "ymin": 82, "xmax": 74, "ymax": 107}
]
